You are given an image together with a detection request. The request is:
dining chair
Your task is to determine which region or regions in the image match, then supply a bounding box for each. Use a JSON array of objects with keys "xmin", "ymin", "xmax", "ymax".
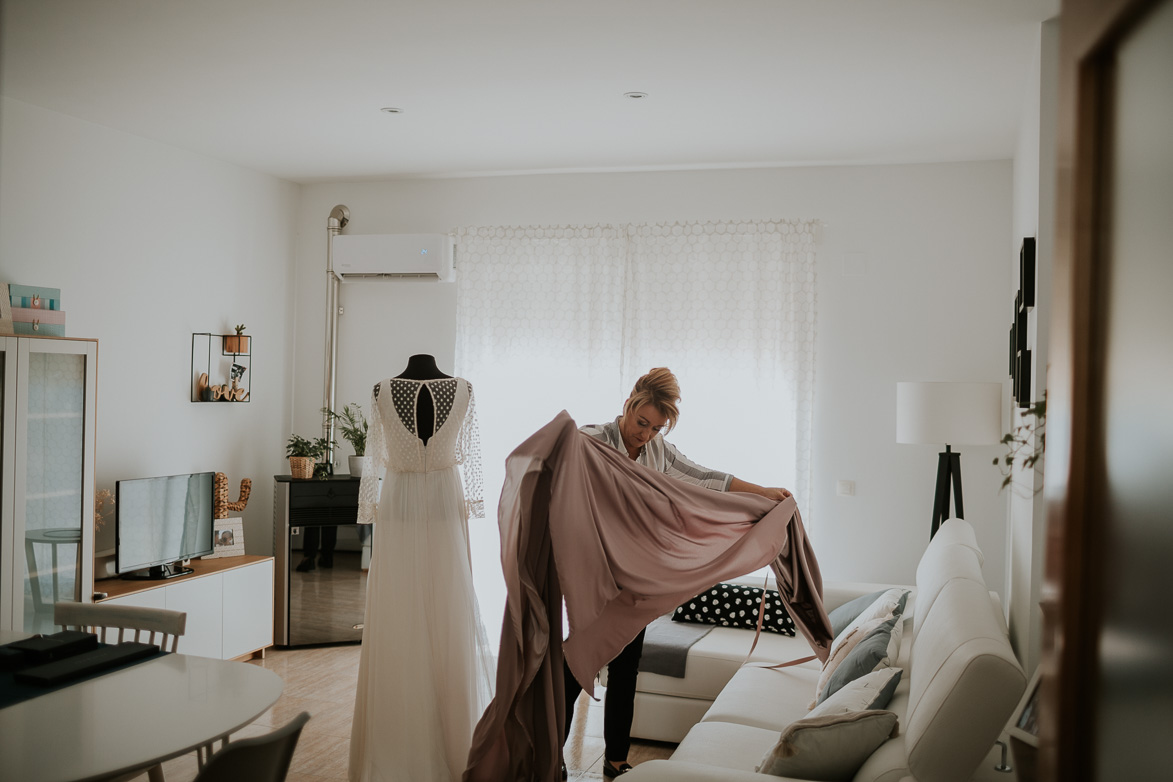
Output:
[
  {"xmin": 192, "ymin": 712, "xmax": 311, "ymax": 782},
  {"xmin": 54, "ymin": 601, "xmax": 188, "ymax": 782},
  {"xmin": 54, "ymin": 602, "xmax": 188, "ymax": 652}
]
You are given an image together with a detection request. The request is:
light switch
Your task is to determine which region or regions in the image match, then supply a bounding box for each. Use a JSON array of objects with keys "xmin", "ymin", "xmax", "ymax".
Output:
[{"xmin": 836, "ymin": 480, "xmax": 855, "ymax": 497}]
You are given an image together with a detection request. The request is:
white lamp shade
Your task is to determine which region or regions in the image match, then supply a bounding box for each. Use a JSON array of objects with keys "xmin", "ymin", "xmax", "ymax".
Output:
[{"xmin": 896, "ymin": 382, "xmax": 1003, "ymax": 446}]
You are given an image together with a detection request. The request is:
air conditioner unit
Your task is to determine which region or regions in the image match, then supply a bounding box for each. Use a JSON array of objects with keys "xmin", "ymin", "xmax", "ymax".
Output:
[{"xmin": 330, "ymin": 234, "xmax": 455, "ymax": 282}]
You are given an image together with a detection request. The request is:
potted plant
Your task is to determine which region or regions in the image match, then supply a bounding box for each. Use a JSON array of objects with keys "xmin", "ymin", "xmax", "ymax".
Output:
[
  {"xmin": 323, "ymin": 403, "xmax": 369, "ymax": 476},
  {"xmin": 285, "ymin": 434, "xmax": 333, "ymax": 480},
  {"xmin": 224, "ymin": 324, "xmax": 250, "ymax": 355},
  {"xmin": 993, "ymin": 392, "xmax": 1046, "ymax": 493}
]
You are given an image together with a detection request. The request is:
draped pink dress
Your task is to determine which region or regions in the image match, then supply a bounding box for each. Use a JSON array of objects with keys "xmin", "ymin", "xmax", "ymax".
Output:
[{"xmin": 463, "ymin": 411, "xmax": 832, "ymax": 782}]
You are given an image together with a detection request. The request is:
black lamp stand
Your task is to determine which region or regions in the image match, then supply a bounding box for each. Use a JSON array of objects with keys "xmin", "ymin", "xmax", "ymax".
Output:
[{"xmin": 931, "ymin": 444, "xmax": 964, "ymax": 539}]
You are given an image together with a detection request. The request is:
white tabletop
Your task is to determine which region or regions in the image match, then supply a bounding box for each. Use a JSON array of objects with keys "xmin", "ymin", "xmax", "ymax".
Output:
[{"xmin": 0, "ymin": 650, "xmax": 283, "ymax": 782}]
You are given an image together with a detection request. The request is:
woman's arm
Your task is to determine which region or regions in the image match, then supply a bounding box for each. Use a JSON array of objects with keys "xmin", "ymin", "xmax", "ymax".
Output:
[{"xmin": 728, "ymin": 476, "xmax": 792, "ymax": 501}]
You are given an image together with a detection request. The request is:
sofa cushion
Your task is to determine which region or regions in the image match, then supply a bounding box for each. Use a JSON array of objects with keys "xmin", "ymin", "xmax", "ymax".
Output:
[
  {"xmin": 920, "ymin": 517, "xmax": 985, "ymax": 568},
  {"xmin": 832, "ymin": 588, "xmax": 909, "ymax": 647},
  {"xmin": 633, "ymin": 626, "xmax": 816, "ymax": 702},
  {"xmin": 814, "ymin": 614, "xmax": 891, "ymax": 704},
  {"xmin": 912, "ymin": 543, "xmax": 984, "ymax": 639},
  {"xmin": 827, "ymin": 589, "xmax": 886, "ymax": 637},
  {"xmin": 701, "ymin": 663, "xmax": 820, "ymax": 733},
  {"xmin": 809, "ymin": 667, "xmax": 903, "ymax": 716},
  {"xmin": 817, "ymin": 614, "xmax": 902, "ymax": 705},
  {"xmin": 673, "ymin": 582, "xmax": 796, "ymax": 636},
  {"xmin": 756, "ymin": 710, "xmax": 899, "ymax": 781},
  {"xmin": 904, "ymin": 577, "xmax": 1026, "ymax": 782},
  {"xmin": 670, "ymin": 720, "xmax": 784, "ymax": 774}
]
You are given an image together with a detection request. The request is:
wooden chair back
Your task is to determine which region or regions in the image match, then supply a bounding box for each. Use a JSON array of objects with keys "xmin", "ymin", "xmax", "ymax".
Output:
[{"xmin": 54, "ymin": 602, "xmax": 188, "ymax": 653}]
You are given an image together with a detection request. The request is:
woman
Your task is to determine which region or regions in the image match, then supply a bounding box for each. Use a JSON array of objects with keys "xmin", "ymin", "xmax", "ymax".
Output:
[{"xmin": 565, "ymin": 367, "xmax": 792, "ymax": 777}]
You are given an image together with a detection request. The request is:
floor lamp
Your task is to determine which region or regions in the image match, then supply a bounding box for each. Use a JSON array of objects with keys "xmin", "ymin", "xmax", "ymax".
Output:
[{"xmin": 897, "ymin": 382, "xmax": 1003, "ymax": 539}]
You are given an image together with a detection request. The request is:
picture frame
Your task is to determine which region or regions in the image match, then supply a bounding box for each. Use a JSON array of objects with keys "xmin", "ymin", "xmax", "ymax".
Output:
[
  {"xmin": 1009, "ymin": 237, "xmax": 1037, "ymax": 409},
  {"xmin": 204, "ymin": 517, "xmax": 245, "ymax": 559},
  {"xmin": 1007, "ymin": 668, "xmax": 1042, "ymax": 748}
]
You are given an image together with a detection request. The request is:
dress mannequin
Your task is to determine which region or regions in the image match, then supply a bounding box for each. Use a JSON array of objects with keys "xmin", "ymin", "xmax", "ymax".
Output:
[
  {"xmin": 394, "ymin": 354, "xmax": 451, "ymax": 444},
  {"xmin": 350, "ymin": 360, "xmax": 491, "ymax": 782},
  {"xmin": 395, "ymin": 353, "xmax": 452, "ymax": 380}
]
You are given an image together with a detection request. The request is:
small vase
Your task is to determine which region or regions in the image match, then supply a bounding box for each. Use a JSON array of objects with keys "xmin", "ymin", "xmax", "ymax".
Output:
[
  {"xmin": 289, "ymin": 456, "xmax": 314, "ymax": 480},
  {"xmin": 348, "ymin": 455, "xmax": 367, "ymax": 477}
]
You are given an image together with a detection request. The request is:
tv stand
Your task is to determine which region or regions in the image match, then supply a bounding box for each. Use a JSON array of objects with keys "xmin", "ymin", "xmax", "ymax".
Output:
[
  {"xmin": 121, "ymin": 562, "xmax": 194, "ymax": 580},
  {"xmin": 99, "ymin": 555, "xmax": 273, "ymax": 660}
]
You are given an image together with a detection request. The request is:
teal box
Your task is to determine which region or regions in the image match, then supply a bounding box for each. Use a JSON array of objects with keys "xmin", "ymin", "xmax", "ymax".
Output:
[
  {"xmin": 13, "ymin": 321, "xmax": 66, "ymax": 337},
  {"xmin": 8, "ymin": 285, "xmax": 62, "ymax": 311}
]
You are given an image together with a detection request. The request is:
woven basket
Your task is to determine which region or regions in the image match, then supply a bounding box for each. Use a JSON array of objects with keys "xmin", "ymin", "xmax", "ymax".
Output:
[{"xmin": 288, "ymin": 456, "xmax": 315, "ymax": 480}]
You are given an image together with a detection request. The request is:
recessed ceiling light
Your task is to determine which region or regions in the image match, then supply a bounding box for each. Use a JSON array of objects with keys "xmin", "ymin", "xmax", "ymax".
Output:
[
  {"xmin": 623, "ymin": 92, "xmax": 648, "ymax": 100},
  {"xmin": 380, "ymin": 107, "xmax": 403, "ymax": 114}
]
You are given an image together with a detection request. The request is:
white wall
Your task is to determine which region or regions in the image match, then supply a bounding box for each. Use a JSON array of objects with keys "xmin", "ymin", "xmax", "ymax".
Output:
[
  {"xmin": 0, "ymin": 97, "xmax": 300, "ymax": 567},
  {"xmin": 295, "ymin": 162, "xmax": 1013, "ymax": 636},
  {"xmin": 1007, "ymin": 20, "xmax": 1059, "ymax": 675}
]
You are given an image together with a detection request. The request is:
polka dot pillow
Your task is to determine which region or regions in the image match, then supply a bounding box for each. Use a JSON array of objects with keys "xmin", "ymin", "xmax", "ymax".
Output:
[{"xmin": 672, "ymin": 582, "xmax": 796, "ymax": 636}]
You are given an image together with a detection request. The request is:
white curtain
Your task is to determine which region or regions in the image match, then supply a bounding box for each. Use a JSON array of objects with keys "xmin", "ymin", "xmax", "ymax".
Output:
[{"xmin": 455, "ymin": 219, "xmax": 818, "ymax": 636}]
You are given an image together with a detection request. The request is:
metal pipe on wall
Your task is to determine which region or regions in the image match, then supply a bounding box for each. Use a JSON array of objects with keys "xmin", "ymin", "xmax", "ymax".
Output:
[{"xmin": 323, "ymin": 204, "xmax": 350, "ymax": 468}]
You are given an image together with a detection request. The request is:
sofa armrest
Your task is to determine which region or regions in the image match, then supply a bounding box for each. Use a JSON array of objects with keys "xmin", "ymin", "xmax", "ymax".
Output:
[{"xmin": 624, "ymin": 759, "xmax": 808, "ymax": 782}]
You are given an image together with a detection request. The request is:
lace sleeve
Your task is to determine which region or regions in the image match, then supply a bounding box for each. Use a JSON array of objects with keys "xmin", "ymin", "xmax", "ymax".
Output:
[
  {"xmin": 358, "ymin": 381, "xmax": 387, "ymax": 524},
  {"xmin": 457, "ymin": 380, "xmax": 484, "ymax": 520}
]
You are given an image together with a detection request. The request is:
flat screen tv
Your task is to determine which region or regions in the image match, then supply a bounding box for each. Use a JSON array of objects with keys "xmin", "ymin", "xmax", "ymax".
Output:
[{"xmin": 116, "ymin": 472, "xmax": 215, "ymax": 579}]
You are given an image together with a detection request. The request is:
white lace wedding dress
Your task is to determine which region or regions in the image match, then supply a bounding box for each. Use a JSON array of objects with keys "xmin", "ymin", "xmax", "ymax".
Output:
[{"xmin": 349, "ymin": 377, "xmax": 495, "ymax": 782}]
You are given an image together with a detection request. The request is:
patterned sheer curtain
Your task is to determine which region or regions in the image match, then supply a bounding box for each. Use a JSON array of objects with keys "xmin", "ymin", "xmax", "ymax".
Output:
[{"xmin": 455, "ymin": 219, "xmax": 818, "ymax": 633}]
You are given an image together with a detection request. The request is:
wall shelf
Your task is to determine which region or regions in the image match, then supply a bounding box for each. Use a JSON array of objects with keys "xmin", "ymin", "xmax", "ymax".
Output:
[{"xmin": 191, "ymin": 332, "xmax": 252, "ymax": 403}]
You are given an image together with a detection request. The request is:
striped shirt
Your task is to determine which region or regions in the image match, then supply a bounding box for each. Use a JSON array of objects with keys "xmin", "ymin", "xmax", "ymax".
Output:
[{"xmin": 580, "ymin": 417, "xmax": 733, "ymax": 491}]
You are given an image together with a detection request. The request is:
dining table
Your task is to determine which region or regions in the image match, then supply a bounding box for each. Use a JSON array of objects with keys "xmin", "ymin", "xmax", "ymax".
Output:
[{"xmin": 0, "ymin": 630, "xmax": 283, "ymax": 782}]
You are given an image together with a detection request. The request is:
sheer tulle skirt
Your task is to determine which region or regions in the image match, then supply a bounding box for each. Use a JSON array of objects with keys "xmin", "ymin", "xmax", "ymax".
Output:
[{"xmin": 349, "ymin": 466, "xmax": 496, "ymax": 782}]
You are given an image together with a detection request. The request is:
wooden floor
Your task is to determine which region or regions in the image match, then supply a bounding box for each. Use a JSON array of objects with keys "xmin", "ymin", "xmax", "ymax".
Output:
[{"xmin": 156, "ymin": 644, "xmax": 675, "ymax": 781}]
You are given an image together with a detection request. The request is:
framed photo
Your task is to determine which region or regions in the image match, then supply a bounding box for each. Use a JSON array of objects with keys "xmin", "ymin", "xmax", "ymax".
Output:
[
  {"xmin": 1007, "ymin": 668, "xmax": 1042, "ymax": 748},
  {"xmin": 204, "ymin": 517, "xmax": 245, "ymax": 559}
]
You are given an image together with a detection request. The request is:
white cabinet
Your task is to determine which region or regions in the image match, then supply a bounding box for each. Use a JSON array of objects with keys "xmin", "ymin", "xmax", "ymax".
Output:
[
  {"xmin": 222, "ymin": 558, "xmax": 273, "ymax": 659},
  {"xmin": 165, "ymin": 574, "xmax": 224, "ymax": 658},
  {"xmin": 101, "ymin": 556, "xmax": 273, "ymax": 659},
  {"xmin": 0, "ymin": 336, "xmax": 98, "ymax": 634}
]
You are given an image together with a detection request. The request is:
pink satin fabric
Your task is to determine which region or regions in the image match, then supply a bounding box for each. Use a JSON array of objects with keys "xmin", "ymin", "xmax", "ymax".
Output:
[{"xmin": 463, "ymin": 411, "xmax": 832, "ymax": 782}]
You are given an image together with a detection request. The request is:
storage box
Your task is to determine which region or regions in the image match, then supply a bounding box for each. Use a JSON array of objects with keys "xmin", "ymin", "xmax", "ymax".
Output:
[
  {"xmin": 12, "ymin": 306, "xmax": 66, "ymax": 337},
  {"xmin": 8, "ymin": 285, "xmax": 62, "ymax": 311}
]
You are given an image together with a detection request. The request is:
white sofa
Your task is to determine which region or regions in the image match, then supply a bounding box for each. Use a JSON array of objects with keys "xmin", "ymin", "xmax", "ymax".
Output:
[{"xmin": 625, "ymin": 518, "xmax": 1026, "ymax": 782}]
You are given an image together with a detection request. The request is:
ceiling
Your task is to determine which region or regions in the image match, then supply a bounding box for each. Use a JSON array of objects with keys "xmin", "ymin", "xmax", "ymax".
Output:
[{"xmin": 1, "ymin": 0, "xmax": 1059, "ymax": 184}]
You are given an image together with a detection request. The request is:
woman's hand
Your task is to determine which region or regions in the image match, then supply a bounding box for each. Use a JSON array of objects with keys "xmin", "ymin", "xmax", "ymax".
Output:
[{"xmin": 729, "ymin": 477, "xmax": 793, "ymax": 501}]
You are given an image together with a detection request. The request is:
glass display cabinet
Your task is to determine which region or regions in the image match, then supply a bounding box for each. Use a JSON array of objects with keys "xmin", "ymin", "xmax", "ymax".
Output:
[{"xmin": 0, "ymin": 336, "xmax": 97, "ymax": 633}]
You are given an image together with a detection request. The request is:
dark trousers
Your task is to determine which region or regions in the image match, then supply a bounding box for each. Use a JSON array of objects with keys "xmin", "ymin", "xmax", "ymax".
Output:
[
  {"xmin": 563, "ymin": 628, "xmax": 646, "ymax": 763},
  {"xmin": 301, "ymin": 526, "xmax": 337, "ymax": 559}
]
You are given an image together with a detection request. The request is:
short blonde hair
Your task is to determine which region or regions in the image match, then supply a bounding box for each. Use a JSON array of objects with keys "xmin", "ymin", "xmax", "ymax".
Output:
[{"xmin": 623, "ymin": 367, "xmax": 681, "ymax": 433}]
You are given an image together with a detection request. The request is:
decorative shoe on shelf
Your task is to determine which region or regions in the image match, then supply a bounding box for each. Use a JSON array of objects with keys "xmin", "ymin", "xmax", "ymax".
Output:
[
  {"xmin": 602, "ymin": 761, "xmax": 632, "ymax": 778},
  {"xmin": 295, "ymin": 557, "xmax": 315, "ymax": 573}
]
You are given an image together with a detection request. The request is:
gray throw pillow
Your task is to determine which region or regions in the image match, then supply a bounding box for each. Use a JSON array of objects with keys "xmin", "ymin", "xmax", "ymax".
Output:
[
  {"xmin": 757, "ymin": 710, "xmax": 899, "ymax": 780},
  {"xmin": 828, "ymin": 591, "xmax": 886, "ymax": 637},
  {"xmin": 829, "ymin": 589, "xmax": 910, "ymax": 638},
  {"xmin": 818, "ymin": 615, "xmax": 900, "ymax": 704}
]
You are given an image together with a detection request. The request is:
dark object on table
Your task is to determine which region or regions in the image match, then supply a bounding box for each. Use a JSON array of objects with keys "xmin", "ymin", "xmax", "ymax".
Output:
[
  {"xmin": 5, "ymin": 630, "xmax": 99, "ymax": 663},
  {"xmin": 15, "ymin": 642, "xmax": 159, "ymax": 686}
]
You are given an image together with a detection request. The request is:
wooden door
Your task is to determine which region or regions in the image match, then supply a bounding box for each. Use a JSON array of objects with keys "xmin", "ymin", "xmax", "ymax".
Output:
[{"xmin": 1043, "ymin": 1, "xmax": 1173, "ymax": 779}]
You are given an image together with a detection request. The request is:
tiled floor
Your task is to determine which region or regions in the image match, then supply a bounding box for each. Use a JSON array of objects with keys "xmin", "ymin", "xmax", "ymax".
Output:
[{"xmin": 157, "ymin": 644, "xmax": 674, "ymax": 781}]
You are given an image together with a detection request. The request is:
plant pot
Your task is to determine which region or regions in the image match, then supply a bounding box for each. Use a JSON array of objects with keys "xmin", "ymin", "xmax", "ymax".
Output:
[
  {"xmin": 289, "ymin": 456, "xmax": 315, "ymax": 480},
  {"xmin": 223, "ymin": 335, "xmax": 250, "ymax": 355},
  {"xmin": 348, "ymin": 455, "xmax": 368, "ymax": 477}
]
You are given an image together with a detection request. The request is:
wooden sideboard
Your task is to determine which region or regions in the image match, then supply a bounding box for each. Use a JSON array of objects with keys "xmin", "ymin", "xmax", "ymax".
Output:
[{"xmin": 98, "ymin": 555, "xmax": 274, "ymax": 660}]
